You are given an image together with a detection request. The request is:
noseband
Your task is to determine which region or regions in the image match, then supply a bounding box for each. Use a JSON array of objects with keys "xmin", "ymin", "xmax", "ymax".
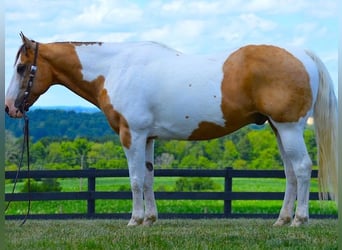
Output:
[{"xmin": 19, "ymin": 41, "xmax": 39, "ymax": 113}]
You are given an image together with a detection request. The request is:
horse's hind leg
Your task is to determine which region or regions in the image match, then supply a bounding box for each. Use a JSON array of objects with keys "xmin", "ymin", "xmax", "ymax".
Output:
[
  {"xmin": 271, "ymin": 121, "xmax": 312, "ymax": 227},
  {"xmin": 143, "ymin": 138, "xmax": 157, "ymax": 226},
  {"xmin": 272, "ymin": 126, "xmax": 297, "ymax": 226}
]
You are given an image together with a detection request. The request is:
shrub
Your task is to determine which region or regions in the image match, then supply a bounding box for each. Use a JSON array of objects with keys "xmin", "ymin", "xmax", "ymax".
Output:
[
  {"xmin": 21, "ymin": 178, "xmax": 62, "ymax": 192},
  {"xmin": 175, "ymin": 177, "xmax": 216, "ymax": 191}
]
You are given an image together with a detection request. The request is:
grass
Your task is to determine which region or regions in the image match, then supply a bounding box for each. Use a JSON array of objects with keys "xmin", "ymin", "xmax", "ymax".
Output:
[{"xmin": 5, "ymin": 219, "xmax": 338, "ymax": 249}]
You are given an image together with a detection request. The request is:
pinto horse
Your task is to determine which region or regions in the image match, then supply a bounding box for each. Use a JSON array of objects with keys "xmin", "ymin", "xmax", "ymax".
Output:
[{"xmin": 6, "ymin": 33, "xmax": 337, "ymax": 227}]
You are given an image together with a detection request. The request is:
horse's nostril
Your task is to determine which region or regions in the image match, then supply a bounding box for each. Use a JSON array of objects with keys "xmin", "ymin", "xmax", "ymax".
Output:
[{"xmin": 5, "ymin": 105, "xmax": 9, "ymax": 114}]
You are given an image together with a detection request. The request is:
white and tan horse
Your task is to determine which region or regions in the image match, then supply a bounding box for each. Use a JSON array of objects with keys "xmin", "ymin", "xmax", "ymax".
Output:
[{"xmin": 6, "ymin": 33, "xmax": 337, "ymax": 227}]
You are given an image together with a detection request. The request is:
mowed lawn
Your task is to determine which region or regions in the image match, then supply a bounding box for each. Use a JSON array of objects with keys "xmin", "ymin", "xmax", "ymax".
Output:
[{"xmin": 5, "ymin": 219, "xmax": 338, "ymax": 249}]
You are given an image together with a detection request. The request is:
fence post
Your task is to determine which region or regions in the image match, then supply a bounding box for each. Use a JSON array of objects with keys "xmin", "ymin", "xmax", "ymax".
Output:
[
  {"xmin": 87, "ymin": 168, "xmax": 96, "ymax": 218},
  {"xmin": 224, "ymin": 167, "xmax": 232, "ymax": 217}
]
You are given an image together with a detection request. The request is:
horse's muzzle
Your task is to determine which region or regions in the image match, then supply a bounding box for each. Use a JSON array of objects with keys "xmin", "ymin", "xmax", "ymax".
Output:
[{"xmin": 5, "ymin": 104, "xmax": 23, "ymax": 118}]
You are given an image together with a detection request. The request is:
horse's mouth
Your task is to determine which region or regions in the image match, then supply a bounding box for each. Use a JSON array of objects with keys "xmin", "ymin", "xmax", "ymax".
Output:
[{"xmin": 5, "ymin": 104, "xmax": 24, "ymax": 118}]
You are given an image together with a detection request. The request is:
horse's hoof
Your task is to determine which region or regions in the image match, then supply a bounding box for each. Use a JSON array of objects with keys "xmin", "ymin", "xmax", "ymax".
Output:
[
  {"xmin": 127, "ymin": 217, "xmax": 144, "ymax": 227},
  {"xmin": 273, "ymin": 217, "xmax": 291, "ymax": 226},
  {"xmin": 290, "ymin": 216, "xmax": 308, "ymax": 227},
  {"xmin": 143, "ymin": 215, "xmax": 157, "ymax": 226}
]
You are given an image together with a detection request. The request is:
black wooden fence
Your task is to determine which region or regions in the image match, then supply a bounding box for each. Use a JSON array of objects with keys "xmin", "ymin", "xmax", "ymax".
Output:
[{"xmin": 5, "ymin": 168, "xmax": 336, "ymax": 220}]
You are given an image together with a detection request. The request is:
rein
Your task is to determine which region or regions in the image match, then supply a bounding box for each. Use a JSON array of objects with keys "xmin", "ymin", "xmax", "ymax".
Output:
[{"xmin": 6, "ymin": 42, "xmax": 39, "ymax": 225}]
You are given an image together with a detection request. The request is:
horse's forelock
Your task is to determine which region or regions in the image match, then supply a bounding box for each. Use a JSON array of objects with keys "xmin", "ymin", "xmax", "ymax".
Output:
[{"xmin": 14, "ymin": 44, "xmax": 26, "ymax": 66}]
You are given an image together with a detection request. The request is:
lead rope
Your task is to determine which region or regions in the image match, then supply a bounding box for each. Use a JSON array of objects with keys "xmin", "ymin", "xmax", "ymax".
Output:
[
  {"xmin": 20, "ymin": 112, "xmax": 31, "ymax": 226},
  {"xmin": 5, "ymin": 112, "xmax": 31, "ymax": 226}
]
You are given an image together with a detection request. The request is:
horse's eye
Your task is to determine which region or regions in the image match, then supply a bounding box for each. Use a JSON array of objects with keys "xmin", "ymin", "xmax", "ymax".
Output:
[{"xmin": 17, "ymin": 64, "xmax": 27, "ymax": 75}]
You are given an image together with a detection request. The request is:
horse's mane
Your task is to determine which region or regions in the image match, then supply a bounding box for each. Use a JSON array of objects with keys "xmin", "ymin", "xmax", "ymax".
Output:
[{"xmin": 54, "ymin": 41, "xmax": 103, "ymax": 46}]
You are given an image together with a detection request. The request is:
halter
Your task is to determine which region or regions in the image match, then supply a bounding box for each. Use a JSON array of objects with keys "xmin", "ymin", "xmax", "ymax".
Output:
[{"xmin": 19, "ymin": 41, "xmax": 39, "ymax": 113}]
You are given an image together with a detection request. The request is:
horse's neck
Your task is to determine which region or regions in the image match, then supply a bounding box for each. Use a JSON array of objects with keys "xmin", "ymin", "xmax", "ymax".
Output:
[
  {"xmin": 45, "ymin": 42, "xmax": 122, "ymax": 106},
  {"xmin": 45, "ymin": 42, "xmax": 178, "ymax": 107},
  {"xmin": 72, "ymin": 43, "xmax": 120, "ymax": 82}
]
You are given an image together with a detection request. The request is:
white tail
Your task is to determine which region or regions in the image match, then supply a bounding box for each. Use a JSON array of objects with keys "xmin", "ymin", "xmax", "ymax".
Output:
[{"xmin": 306, "ymin": 51, "xmax": 338, "ymax": 202}]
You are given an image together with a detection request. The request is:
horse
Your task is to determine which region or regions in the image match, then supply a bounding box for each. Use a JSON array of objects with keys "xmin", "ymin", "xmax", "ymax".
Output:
[{"xmin": 5, "ymin": 33, "xmax": 337, "ymax": 227}]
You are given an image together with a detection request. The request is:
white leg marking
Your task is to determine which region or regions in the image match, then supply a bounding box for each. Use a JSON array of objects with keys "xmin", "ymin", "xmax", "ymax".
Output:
[
  {"xmin": 272, "ymin": 121, "xmax": 312, "ymax": 227},
  {"xmin": 143, "ymin": 139, "xmax": 158, "ymax": 226},
  {"xmin": 124, "ymin": 132, "xmax": 147, "ymax": 226},
  {"xmin": 273, "ymin": 131, "xmax": 297, "ymax": 226}
]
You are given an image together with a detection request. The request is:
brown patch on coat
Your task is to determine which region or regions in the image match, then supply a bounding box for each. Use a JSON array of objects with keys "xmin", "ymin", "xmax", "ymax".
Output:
[
  {"xmin": 188, "ymin": 121, "xmax": 230, "ymax": 140},
  {"xmin": 221, "ymin": 45, "xmax": 312, "ymax": 124},
  {"xmin": 98, "ymin": 88, "xmax": 132, "ymax": 149},
  {"xmin": 188, "ymin": 45, "xmax": 311, "ymax": 140},
  {"xmin": 146, "ymin": 162, "xmax": 154, "ymax": 171}
]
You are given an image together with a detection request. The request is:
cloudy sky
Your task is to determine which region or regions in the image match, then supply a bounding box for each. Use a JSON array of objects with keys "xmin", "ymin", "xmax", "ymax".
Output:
[{"xmin": 5, "ymin": 0, "xmax": 338, "ymax": 107}]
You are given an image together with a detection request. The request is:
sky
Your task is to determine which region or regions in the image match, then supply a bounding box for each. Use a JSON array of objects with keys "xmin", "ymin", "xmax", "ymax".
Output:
[{"xmin": 5, "ymin": 0, "xmax": 338, "ymax": 108}]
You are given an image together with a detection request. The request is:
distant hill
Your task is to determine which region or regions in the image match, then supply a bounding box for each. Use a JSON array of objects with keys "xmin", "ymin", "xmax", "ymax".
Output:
[
  {"xmin": 5, "ymin": 107, "xmax": 116, "ymax": 141},
  {"xmin": 30, "ymin": 106, "xmax": 100, "ymax": 113}
]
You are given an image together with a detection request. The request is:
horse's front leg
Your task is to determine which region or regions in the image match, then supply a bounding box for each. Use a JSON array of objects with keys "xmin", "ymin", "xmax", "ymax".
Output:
[
  {"xmin": 124, "ymin": 132, "xmax": 148, "ymax": 226},
  {"xmin": 143, "ymin": 138, "xmax": 157, "ymax": 226}
]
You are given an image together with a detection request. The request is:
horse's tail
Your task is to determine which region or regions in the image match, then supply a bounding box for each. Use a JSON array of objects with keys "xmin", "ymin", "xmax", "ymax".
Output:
[{"xmin": 306, "ymin": 50, "xmax": 338, "ymax": 202}]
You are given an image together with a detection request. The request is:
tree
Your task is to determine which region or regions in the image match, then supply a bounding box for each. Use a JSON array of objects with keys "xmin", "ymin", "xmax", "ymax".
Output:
[
  {"xmin": 222, "ymin": 140, "xmax": 240, "ymax": 168},
  {"xmin": 88, "ymin": 141, "xmax": 125, "ymax": 169},
  {"xmin": 73, "ymin": 138, "xmax": 92, "ymax": 170},
  {"xmin": 203, "ymin": 139, "xmax": 222, "ymax": 163},
  {"xmin": 247, "ymin": 128, "xmax": 282, "ymax": 169},
  {"xmin": 46, "ymin": 142, "xmax": 64, "ymax": 164},
  {"xmin": 5, "ymin": 130, "xmax": 21, "ymax": 167},
  {"xmin": 31, "ymin": 141, "xmax": 47, "ymax": 170}
]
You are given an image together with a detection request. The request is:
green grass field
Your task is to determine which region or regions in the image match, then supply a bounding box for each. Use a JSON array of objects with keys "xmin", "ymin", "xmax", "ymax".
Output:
[
  {"xmin": 5, "ymin": 219, "xmax": 338, "ymax": 249},
  {"xmin": 5, "ymin": 177, "xmax": 337, "ymax": 216}
]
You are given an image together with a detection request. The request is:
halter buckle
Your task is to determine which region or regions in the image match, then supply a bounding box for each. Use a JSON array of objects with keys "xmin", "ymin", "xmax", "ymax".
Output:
[{"xmin": 30, "ymin": 65, "xmax": 37, "ymax": 73}]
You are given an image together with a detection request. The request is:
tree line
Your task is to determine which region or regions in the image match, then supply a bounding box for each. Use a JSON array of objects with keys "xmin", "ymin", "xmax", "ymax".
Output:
[{"xmin": 5, "ymin": 109, "xmax": 317, "ymax": 171}]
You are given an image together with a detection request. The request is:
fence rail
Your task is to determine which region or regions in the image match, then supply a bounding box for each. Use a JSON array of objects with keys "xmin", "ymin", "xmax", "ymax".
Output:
[{"xmin": 5, "ymin": 168, "xmax": 336, "ymax": 220}]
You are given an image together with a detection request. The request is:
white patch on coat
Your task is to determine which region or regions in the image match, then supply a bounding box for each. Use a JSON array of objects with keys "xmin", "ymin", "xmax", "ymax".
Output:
[
  {"xmin": 282, "ymin": 47, "xmax": 319, "ymax": 117},
  {"xmin": 75, "ymin": 43, "xmax": 114, "ymax": 81},
  {"xmin": 5, "ymin": 60, "xmax": 22, "ymax": 106}
]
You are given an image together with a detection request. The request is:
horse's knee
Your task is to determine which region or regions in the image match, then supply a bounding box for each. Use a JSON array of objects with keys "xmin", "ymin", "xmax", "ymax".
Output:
[
  {"xmin": 130, "ymin": 177, "xmax": 143, "ymax": 192},
  {"xmin": 293, "ymin": 156, "xmax": 312, "ymax": 181}
]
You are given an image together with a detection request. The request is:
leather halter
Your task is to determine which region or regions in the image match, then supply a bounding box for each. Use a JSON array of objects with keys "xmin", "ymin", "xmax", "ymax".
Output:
[{"xmin": 19, "ymin": 41, "xmax": 39, "ymax": 113}]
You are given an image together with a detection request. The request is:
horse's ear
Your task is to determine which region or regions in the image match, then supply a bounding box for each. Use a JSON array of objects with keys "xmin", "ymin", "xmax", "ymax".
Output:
[{"xmin": 20, "ymin": 32, "xmax": 35, "ymax": 50}]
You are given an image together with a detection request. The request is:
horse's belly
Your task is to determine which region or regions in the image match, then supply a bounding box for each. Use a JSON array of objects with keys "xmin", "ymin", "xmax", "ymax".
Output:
[
  {"xmin": 148, "ymin": 83, "xmax": 227, "ymax": 140},
  {"xmin": 143, "ymin": 57, "xmax": 230, "ymax": 140}
]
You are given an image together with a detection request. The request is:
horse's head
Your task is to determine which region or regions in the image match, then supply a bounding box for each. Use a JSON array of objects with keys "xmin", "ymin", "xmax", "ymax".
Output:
[{"xmin": 5, "ymin": 33, "xmax": 52, "ymax": 118}]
